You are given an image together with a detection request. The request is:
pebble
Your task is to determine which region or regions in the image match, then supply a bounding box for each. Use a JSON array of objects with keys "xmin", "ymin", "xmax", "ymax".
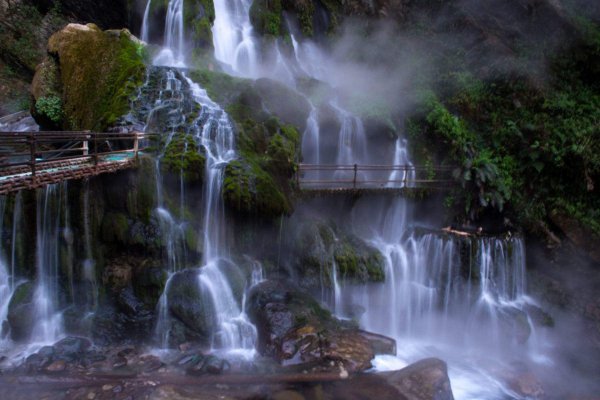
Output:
[
  {"xmin": 87, "ymin": 392, "xmax": 96, "ymax": 400},
  {"xmin": 102, "ymin": 385, "xmax": 113, "ymax": 391}
]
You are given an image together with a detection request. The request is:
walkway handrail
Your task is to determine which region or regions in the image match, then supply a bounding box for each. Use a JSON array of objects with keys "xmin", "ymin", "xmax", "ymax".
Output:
[
  {"xmin": 297, "ymin": 163, "xmax": 455, "ymax": 190},
  {"xmin": 0, "ymin": 131, "xmax": 156, "ymax": 176}
]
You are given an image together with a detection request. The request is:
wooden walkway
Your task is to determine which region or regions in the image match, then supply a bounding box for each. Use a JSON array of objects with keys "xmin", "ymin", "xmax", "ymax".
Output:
[
  {"xmin": 297, "ymin": 164, "xmax": 454, "ymax": 193},
  {"xmin": 0, "ymin": 131, "xmax": 153, "ymax": 194}
]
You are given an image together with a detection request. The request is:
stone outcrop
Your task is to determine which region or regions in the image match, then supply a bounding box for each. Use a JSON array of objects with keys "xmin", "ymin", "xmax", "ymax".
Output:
[
  {"xmin": 31, "ymin": 23, "xmax": 146, "ymax": 130},
  {"xmin": 246, "ymin": 279, "xmax": 395, "ymax": 373}
]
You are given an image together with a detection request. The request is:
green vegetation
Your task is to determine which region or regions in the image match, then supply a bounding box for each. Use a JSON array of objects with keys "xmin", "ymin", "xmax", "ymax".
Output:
[
  {"xmin": 37, "ymin": 24, "xmax": 147, "ymax": 131},
  {"xmin": 160, "ymin": 133, "xmax": 206, "ymax": 183},
  {"xmin": 250, "ymin": 0, "xmax": 283, "ymax": 37},
  {"xmin": 189, "ymin": 68, "xmax": 303, "ymax": 219},
  {"xmin": 408, "ymin": 15, "xmax": 600, "ymax": 236},
  {"xmin": 34, "ymin": 95, "xmax": 63, "ymax": 125}
]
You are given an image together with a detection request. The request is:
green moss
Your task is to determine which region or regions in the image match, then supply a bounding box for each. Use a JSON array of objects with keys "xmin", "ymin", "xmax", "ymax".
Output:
[
  {"xmin": 250, "ymin": 0, "xmax": 283, "ymax": 37},
  {"xmin": 101, "ymin": 212, "xmax": 129, "ymax": 243},
  {"xmin": 44, "ymin": 24, "xmax": 147, "ymax": 131},
  {"xmin": 160, "ymin": 133, "xmax": 206, "ymax": 183},
  {"xmin": 184, "ymin": 0, "xmax": 215, "ymax": 50},
  {"xmin": 223, "ymin": 158, "xmax": 290, "ymax": 218}
]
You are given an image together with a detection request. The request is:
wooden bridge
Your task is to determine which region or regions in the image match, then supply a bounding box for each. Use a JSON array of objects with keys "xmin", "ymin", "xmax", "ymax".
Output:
[
  {"xmin": 0, "ymin": 131, "xmax": 153, "ymax": 194},
  {"xmin": 297, "ymin": 164, "xmax": 455, "ymax": 193}
]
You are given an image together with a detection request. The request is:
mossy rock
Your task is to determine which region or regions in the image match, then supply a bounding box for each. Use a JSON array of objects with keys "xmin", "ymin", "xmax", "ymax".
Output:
[
  {"xmin": 101, "ymin": 212, "xmax": 129, "ymax": 243},
  {"xmin": 250, "ymin": 0, "xmax": 283, "ymax": 37},
  {"xmin": 223, "ymin": 158, "xmax": 290, "ymax": 218},
  {"xmin": 167, "ymin": 269, "xmax": 216, "ymax": 346},
  {"xmin": 160, "ymin": 132, "xmax": 207, "ymax": 183},
  {"xmin": 33, "ymin": 23, "xmax": 147, "ymax": 131},
  {"xmin": 254, "ymin": 78, "xmax": 311, "ymax": 131},
  {"xmin": 184, "ymin": 0, "xmax": 215, "ymax": 50},
  {"xmin": 7, "ymin": 281, "xmax": 35, "ymax": 341},
  {"xmin": 290, "ymin": 218, "xmax": 385, "ymax": 288}
]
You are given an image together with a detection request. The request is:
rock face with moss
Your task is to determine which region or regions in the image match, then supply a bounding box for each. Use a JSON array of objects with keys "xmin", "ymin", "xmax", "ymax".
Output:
[
  {"xmin": 246, "ymin": 279, "xmax": 395, "ymax": 373},
  {"xmin": 188, "ymin": 69, "xmax": 309, "ymax": 219},
  {"xmin": 31, "ymin": 23, "xmax": 146, "ymax": 130},
  {"xmin": 285, "ymin": 217, "xmax": 385, "ymax": 290}
]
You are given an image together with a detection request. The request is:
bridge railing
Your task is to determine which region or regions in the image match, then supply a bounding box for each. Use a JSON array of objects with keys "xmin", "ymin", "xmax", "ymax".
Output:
[
  {"xmin": 297, "ymin": 163, "xmax": 455, "ymax": 190},
  {"xmin": 0, "ymin": 131, "xmax": 155, "ymax": 178}
]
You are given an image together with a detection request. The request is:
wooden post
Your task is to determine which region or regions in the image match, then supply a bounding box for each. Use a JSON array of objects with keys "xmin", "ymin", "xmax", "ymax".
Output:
[
  {"xmin": 296, "ymin": 165, "xmax": 300, "ymax": 188},
  {"xmin": 29, "ymin": 133, "xmax": 36, "ymax": 185},
  {"xmin": 353, "ymin": 163, "xmax": 358, "ymax": 189},
  {"xmin": 403, "ymin": 165, "xmax": 408, "ymax": 187},
  {"xmin": 82, "ymin": 131, "xmax": 89, "ymax": 156},
  {"xmin": 133, "ymin": 131, "xmax": 139, "ymax": 159},
  {"xmin": 93, "ymin": 132, "xmax": 98, "ymax": 167}
]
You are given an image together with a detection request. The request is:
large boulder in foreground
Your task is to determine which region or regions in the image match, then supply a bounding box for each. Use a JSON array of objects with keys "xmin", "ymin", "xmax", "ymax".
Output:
[
  {"xmin": 327, "ymin": 358, "xmax": 454, "ymax": 400},
  {"xmin": 246, "ymin": 279, "xmax": 395, "ymax": 373},
  {"xmin": 31, "ymin": 23, "xmax": 146, "ymax": 130}
]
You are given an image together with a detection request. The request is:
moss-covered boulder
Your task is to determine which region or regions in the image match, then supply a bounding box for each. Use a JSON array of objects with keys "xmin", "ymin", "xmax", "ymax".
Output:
[
  {"xmin": 184, "ymin": 0, "xmax": 215, "ymax": 52},
  {"xmin": 166, "ymin": 269, "xmax": 216, "ymax": 346},
  {"xmin": 288, "ymin": 218, "xmax": 385, "ymax": 290},
  {"xmin": 31, "ymin": 23, "xmax": 146, "ymax": 131},
  {"xmin": 160, "ymin": 132, "xmax": 207, "ymax": 183},
  {"xmin": 247, "ymin": 279, "xmax": 386, "ymax": 373},
  {"xmin": 7, "ymin": 281, "xmax": 35, "ymax": 341}
]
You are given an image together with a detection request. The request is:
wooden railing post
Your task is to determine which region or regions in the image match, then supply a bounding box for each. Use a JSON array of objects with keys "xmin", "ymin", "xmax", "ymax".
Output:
[
  {"xmin": 93, "ymin": 132, "xmax": 98, "ymax": 167},
  {"xmin": 82, "ymin": 130, "xmax": 90, "ymax": 156},
  {"xmin": 404, "ymin": 165, "xmax": 408, "ymax": 187},
  {"xmin": 133, "ymin": 131, "xmax": 139, "ymax": 159},
  {"xmin": 29, "ymin": 133, "xmax": 36, "ymax": 185},
  {"xmin": 353, "ymin": 163, "xmax": 358, "ymax": 189}
]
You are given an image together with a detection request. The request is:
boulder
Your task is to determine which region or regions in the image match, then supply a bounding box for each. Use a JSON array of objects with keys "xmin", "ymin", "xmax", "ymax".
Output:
[
  {"xmin": 32, "ymin": 23, "xmax": 146, "ymax": 131},
  {"xmin": 382, "ymin": 358, "xmax": 455, "ymax": 400},
  {"xmin": 246, "ymin": 279, "xmax": 380, "ymax": 373},
  {"xmin": 167, "ymin": 269, "xmax": 216, "ymax": 346},
  {"xmin": 7, "ymin": 281, "xmax": 35, "ymax": 341}
]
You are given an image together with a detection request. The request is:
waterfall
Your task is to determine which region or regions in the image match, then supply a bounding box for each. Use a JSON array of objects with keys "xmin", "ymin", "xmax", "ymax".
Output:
[
  {"xmin": 153, "ymin": 0, "xmax": 186, "ymax": 67},
  {"xmin": 141, "ymin": 0, "xmax": 152, "ymax": 43},
  {"xmin": 0, "ymin": 197, "xmax": 13, "ymax": 345},
  {"xmin": 212, "ymin": 0, "xmax": 257, "ymax": 76},
  {"xmin": 141, "ymin": 2, "xmax": 256, "ymax": 352},
  {"xmin": 82, "ymin": 180, "xmax": 97, "ymax": 313},
  {"xmin": 31, "ymin": 184, "xmax": 67, "ymax": 344},
  {"xmin": 387, "ymin": 138, "xmax": 415, "ymax": 188}
]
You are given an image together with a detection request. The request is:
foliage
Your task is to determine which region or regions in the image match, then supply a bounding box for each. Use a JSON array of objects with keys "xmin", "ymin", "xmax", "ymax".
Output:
[
  {"xmin": 35, "ymin": 95, "xmax": 63, "ymax": 125},
  {"xmin": 409, "ymin": 21, "xmax": 600, "ymax": 234}
]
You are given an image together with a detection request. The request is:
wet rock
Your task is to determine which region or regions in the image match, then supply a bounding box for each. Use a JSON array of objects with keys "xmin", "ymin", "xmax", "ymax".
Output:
[
  {"xmin": 508, "ymin": 371, "xmax": 545, "ymax": 399},
  {"xmin": 167, "ymin": 269, "xmax": 216, "ymax": 347},
  {"xmin": 139, "ymin": 355, "xmax": 164, "ymax": 373},
  {"xmin": 272, "ymin": 390, "xmax": 305, "ymax": 400},
  {"xmin": 184, "ymin": 354, "xmax": 229, "ymax": 376},
  {"xmin": 44, "ymin": 360, "xmax": 67, "ymax": 373},
  {"xmin": 382, "ymin": 358, "xmax": 454, "ymax": 400},
  {"xmin": 54, "ymin": 336, "xmax": 92, "ymax": 359},
  {"xmin": 25, "ymin": 353, "xmax": 53, "ymax": 372},
  {"xmin": 358, "ymin": 330, "xmax": 397, "ymax": 355},
  {"xmin": 247, "ymin": 280, "xmax": 376, "ymax": 373},
  {"xmin": 7, "ymin": 281, "xmax": 35, "ymax": 341},
  {"xmin": 499, "ymin": 306, "xmax": 532, "ymax": 344}
]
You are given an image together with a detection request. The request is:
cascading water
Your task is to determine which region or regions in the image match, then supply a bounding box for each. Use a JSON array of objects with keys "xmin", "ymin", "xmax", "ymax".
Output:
[
  {"xmin": 0, "ymin": 197, "xmax": 13, "ymax": 345},
  {"xmin": 153, "ymin": 0, "xmax": 186, "ymax": 67},
  {"xmin": 212, "ymin": 0, "xmax": 257, "ymax": 76},
  {"xmin": 31, "ymin": 183, "xmax": 68, "ymax": 344},
  {"xmin": 141, "ymin": 0, "xmax": 257, "ymax": 352}
]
